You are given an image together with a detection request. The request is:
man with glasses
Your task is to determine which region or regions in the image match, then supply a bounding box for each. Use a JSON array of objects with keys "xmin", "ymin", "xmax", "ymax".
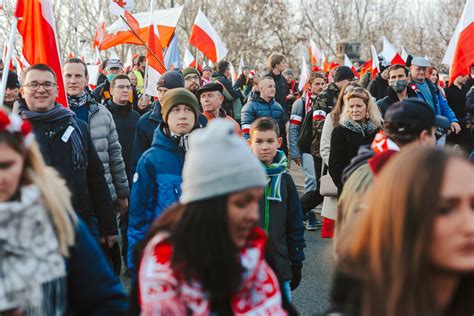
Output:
[
  {"xmin": 182, "ymin": 67, "xmax": 201, "ymax": 95},
  {"xmin": 409, "ymin": 57, "xmax": 461, "ymax": 135},
  {"xmin": 18, "ymin": 63, "xmax": 118, "ymax": 245}
]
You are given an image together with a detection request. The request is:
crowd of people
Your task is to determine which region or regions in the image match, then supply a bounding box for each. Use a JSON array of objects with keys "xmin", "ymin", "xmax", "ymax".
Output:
[{"xmin": 0, "ymin": 49, "xmax": 473, "ymax": 315}]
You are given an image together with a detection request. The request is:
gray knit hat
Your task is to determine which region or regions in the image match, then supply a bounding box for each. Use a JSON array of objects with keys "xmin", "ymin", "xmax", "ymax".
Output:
[{"xmin": 180, "ymin": 119, "xmax": 267, "ymax": 204}]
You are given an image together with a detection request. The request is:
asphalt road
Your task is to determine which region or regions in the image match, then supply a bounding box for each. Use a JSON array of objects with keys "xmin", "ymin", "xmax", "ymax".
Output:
[{"xmin": 289, "ymin": 163, "xmax": 334, "ymax": 316}]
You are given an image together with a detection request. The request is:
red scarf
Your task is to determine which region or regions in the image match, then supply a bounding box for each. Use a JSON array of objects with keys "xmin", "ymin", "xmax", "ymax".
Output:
[
  {"xmin": 139, "ymin": 227, "xmax": 287, "ymax": 316},
  {"xmin": 368, "ymin": 131, "xmax": 400, "ymax": 175}
]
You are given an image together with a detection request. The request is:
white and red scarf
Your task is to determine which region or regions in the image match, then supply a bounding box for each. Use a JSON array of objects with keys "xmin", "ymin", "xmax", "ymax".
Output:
[
  {"xmin": 370, "ymin": 131, "xmax": 400, "ymax": 155},
  {"xmin": 139, "ymin": 227, "xmax": 287, "ymax": 316}
]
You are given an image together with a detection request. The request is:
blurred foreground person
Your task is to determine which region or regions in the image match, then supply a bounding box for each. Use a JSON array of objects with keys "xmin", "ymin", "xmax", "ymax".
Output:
[
  {"xmin": 134, "ymin": 119, "xmax": 294, "ymax": 315},
  {"xmin": 327, "ymin": 147, "xmax": 474, "ymax": 316},
  {"xmin": 0, "ymin": 110, "xmax": 127, "ymax": 315}
]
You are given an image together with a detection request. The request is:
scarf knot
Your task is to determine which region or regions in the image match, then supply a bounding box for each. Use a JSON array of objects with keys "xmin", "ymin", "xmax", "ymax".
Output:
[
  {"xmin": 263, "ymin": 150, "xmax": 288, "ymax": 202},
  {"xmin": 67, "ymin": 91, "xmax": 91, "ymax": 109}
]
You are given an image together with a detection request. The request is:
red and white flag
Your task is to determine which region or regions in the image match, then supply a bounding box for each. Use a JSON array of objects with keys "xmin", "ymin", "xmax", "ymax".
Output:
[
  {"xmin": 298, "ymin": 55, "xmax": 309, "ymax": 92},
  {"xmin": 93, "ymin": 9, "xmax": 106, "ymax": 48},
  {"xmin": 371, "ymin": 45, "xmax": 380, "ymax": 79},
  {"xmin": 183, "ymin": 47, "xmax": 196, "ymax": 68},
  {"xmin": 401, "ymin": 46, "xmax": 409, "ymax": 62},
  {"xmin": 310, "ymin": 39, "xmax": 322, "ymax": 66},
  {"xmin": 443, "ymin": 0, "xmax": 474, "ymax": 84},
  {"xmin": 109, "ymin": 0, "xmax": 140, "ymax": 35},
  {"xmin": 16, "ymin": 0, "xmax": 68, "ymax": 106},
  {"xmin": 189, "ymin": 9, "xmax": 228, "ymax": 63},
  {"xmin": 381, "ymin": 36, "xmax": 405, "ymax": 65},
  {"xmin": 124, "ymin": 48, "xmax": 133, "ymax": 72},
  {"xmin": 101, "ymin": 6, "xmax": 183, "ymax": 51},
  {"xmin": 144, "ymin": 3, "xmax": 166, "ymax": 97},
  {"xmin": 344, "ymin": 54, "xmax": 359, "ymax": 78}
]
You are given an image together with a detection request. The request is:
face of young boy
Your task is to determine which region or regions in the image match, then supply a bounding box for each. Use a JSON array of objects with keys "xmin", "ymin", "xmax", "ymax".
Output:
[{"xmin": 249, "ymin": 130, "xmax": 282, "ymax": 165}]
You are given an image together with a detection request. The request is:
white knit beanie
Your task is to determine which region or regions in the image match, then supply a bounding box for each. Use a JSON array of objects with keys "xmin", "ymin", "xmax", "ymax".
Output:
[{"xmin": 180, "ymin": 119, "xmax": 267, "ymax": 204}]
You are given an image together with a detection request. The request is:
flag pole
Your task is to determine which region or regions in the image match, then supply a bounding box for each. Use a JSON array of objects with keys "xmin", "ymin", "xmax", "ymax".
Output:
[
  {"xmin": 118, "ymin": 16, "xmax": 167, "ymax": 71},
  {"xmin": 0, "ymin": 18, "xmax": 18, "ymax": 107}
]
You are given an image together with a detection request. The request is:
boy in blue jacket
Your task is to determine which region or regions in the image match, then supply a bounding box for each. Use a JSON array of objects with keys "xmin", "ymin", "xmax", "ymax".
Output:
[
  {"xmin": 128, "ymin": 88, "xmax": 199, "ymax": 269},
  {"xmin": 248, "ymin": 117, "xmax": 305, "ymax": 303}
]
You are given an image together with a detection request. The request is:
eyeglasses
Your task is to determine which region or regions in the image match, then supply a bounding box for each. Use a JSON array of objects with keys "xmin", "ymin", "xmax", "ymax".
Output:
[
  {"xmin": 184, "ymin": 75, "xmax": 200, "ymax": 82},
  {"xmin": 24, "ymin": 81, "xmax": 56, "ymax": 91},
  {"xmin": 115, "ymin": 85, "xmax": 132, "ymax": 90}
]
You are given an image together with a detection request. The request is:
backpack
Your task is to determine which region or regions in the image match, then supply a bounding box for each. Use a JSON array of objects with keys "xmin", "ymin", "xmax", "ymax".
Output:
[{"xmin": 297, "ymin": 98, "xmax": 313, "ymax": 154}]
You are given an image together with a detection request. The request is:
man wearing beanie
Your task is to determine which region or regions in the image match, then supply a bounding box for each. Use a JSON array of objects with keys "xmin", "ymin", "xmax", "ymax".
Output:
[
  {"xmin": 182, "ymin": 67, "xmax": 201, "ymax": 95},
  {"xmin": 130, "ymin": 70, "xmax": 207, "ymax": 174},
  {"xmin": 368, "ymin": 55, "xmax": 391, "ymax": 101},
  {"xmin": 1, "ymin": 71, "xmax": 20, "ymax": 111},
  {"xmin": 128, "ymin": 87, "xmax": 200, "ymax": 270}
]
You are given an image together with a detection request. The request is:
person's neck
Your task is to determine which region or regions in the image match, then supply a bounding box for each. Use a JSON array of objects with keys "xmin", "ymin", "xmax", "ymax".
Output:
[
  {"xmin": 271, "ymin": 68, "xmax": 280, "ymax": 76},
  {"xmin": 412, "ymin": 77, "xmax": 425, "ymax": 84},
  {"xmin": 396, "ymin": 89, "xmax": 408, "ymax": 100},
  {"xmin": 431, "ymin": 271, "xmax": 459, "ymax": 312},
  {"xmin": 69, "ymin": 91, "xmax": 85, "ymax": 98},
  {"xmin": 261, "ymin": 95, "xmax": 272, "ymax": 103},
  {"xmin": 210, "ymin": 108, "xmax": 220, "ymax": 117}
]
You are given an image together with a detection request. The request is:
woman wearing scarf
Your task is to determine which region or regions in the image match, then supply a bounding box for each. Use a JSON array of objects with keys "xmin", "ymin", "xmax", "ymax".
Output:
[
  {"xmin": 0, "ymin": 110, "xmax": 127, "ymax": 315},
  {"xmin": 329, "ymin": 88, "xmax": 384, "ymax": 193},
  {"xmin": 133, "ymin": 119, "xmax": 296, "ymax": 315}
]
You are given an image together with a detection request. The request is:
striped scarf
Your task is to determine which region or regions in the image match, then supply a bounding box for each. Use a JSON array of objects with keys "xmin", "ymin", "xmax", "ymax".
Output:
[{"xmin": 262, "ymin": 150, "xmax": 288, "ymax": 202}]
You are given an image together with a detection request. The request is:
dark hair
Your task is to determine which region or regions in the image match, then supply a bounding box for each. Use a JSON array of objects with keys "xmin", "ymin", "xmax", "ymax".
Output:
[
  {"xmin": 307, "ymin": 71, "xmax": 326, "ymax": 85},
  {"xmin": 22, "ymin": 64, "xmax": 57, "ymax": 84},
  {"xmin": 141, "ymin": 196, "xmax": 243, "ymax": 299},
  {"xmin": 250, "ymin": 117, "xmax": 280, "ymax": 137},
  {"xmin": 110, "ymin": 74, "xmax": 131, "ymax": 87},
  {"xmin": 217, "ymin": 61, "xmax": 230, "ymax": 74},
  {"xmin": 137, "ymin": 55, "xmax": 146, "ymax": 66},
  {"xmin": 383, "ymin": 123, "xmax": 431, "ymax": 146},
  {"xmin": 268, "ymin": 53, "xmax": 285, "ymax": 70},
  {"xmin": 63, "ymin": 58, "xmax": 88, "ymax": 77},
  {"xmin": 387, "ymin": 64, "xmax": 409, "ymax": 78}
]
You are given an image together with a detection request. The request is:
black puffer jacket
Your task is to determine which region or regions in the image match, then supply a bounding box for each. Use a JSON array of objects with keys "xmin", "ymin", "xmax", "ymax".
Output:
[
  {"xmin": 27, "ymin": 106, "xmax": 117, "ymax": 236},
  {"xmin": 368, "ymin": 74, "xmax": 389, "ymax": 101}
]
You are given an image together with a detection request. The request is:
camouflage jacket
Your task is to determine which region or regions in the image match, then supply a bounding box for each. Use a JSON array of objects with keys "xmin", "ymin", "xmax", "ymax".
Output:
[{"xmin": 311, "ymin": 83, "xmax": 340, "ymax": 157}]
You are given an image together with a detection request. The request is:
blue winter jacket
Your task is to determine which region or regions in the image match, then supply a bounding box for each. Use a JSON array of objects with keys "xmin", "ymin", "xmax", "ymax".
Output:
[
  {"xmin": 241, "ymin": 96, "xmax": 287, "ymax": 139},
  {"xmin": 127, "ymin": 123, "xmax": 185, "ymax": 269},
  {"xmin": 412, "ymin": 79, "xmax": 459, "ymax": 123},
  {"xmin": 67, "ymin": 219, "xmax": 127, "ymax": 315}
]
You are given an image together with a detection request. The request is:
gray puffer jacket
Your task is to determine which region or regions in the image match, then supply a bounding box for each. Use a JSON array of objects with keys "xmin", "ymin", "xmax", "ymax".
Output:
[{"xmin": 87, "ymin": 101, "xmax": 129, "ymax": 201}]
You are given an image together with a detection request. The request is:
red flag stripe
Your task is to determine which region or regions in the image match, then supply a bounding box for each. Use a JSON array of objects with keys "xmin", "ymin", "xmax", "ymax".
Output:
[
  {"xmin": 449, "ymin": 22, "xmax": 474, "ymax": 84},
  {"xmin": 189, "ymin": 24, "xmax": 217, "ymax": 62}
]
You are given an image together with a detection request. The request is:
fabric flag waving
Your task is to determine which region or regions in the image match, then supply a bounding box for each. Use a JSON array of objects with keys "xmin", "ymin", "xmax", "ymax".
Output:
[
  {"xmin": 371, "ymin": 45, "xmax": 380, "ymax": 79},
  {"xmin": 359, "ymin": 59, "xmax": 372, "ymax": 78},
  {"xmin": 16, "ymin": 0, "xmax": 67, "ymax": 106},
  {"xmin": 401, "ymin": 46, "xmax": 409, "ymax": 62},
  {"xmin": 124, "ymin": 48, "xmax": 133, "ymax": 72},
  {"xmin": 183, "ymin": 47, "xmax": 196, "ymax": 68},
  {"xmin": 144, "ymin": 3, "xmax": 167, "ymax": 97},
  {"xmin": 310, "ymin": 39, "xmax": 322, "ymax": 66},
  {"xmin": 381, "ymin": 36, "xmax": 405, "ymax": 65},
  {"xmin": 298, "ymin": 56, "xmax": 309, "ymax": 92},
  {"xmin": 93, "ymin": 9, "xmax": 106, "ymax": 48},
  {"xmin": 344, "ymin": 54, "xmax": 358, "ymax": 78},
  {"xmin": 189, "ymin": 9, "xmax": 228, "ymax": 63},
  {"xmin": 109, "ymin": 0, "xmax": 140, "ymax": 35},
  {"xmin": 101, "ymin": 6, "xmax": 183, "ymax": 51},
  {"xmin": 443, "ymin": 0, "xmax": 474, "ymax": 84},
  {"xmin": 164, "ymin": 34, "xmax": 181, "ymax": 69}
]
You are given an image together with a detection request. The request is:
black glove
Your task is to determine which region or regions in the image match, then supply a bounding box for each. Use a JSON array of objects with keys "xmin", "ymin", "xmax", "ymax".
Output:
[{"xmin": 290, "ymin": 265, "xmax": 302, "ymax": 290}]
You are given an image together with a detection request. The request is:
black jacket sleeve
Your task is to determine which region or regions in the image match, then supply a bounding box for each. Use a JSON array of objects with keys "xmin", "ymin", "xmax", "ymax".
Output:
[
  {"xmin": 219, "ymin": 76, "xmax": 242, "ymax": 99},
  {"xmin": 81, "ymin": 122, "xmax": 118, "ymax": 236},
  {"xmin": 329, "ymin": 127, "xmax": 347, "ymax": 191}
]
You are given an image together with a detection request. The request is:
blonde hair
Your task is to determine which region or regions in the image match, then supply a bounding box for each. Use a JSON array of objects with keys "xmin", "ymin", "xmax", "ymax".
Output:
[
  {"xmin": 340, "ymin": 88, "xmax": 384, "ymax": 129},
  {"xmin": 19, "ymin": 141, "xmax": 76, "ymax": 256}
]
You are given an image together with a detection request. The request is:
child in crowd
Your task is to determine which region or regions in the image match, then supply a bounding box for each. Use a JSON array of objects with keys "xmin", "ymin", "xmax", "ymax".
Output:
[{"xmin": 249, "ymin": 117, "xmax": 306, "ymax": 302}]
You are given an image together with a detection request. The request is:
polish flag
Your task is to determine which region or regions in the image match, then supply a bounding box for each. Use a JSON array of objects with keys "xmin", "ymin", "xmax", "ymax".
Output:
[
  {"xmin": 371, "ymin": 45, "xmax": 380, "ymax": 79},
  {"xmin": 344, "ymin": 54, "xmax": 359, "ymax": 78},
  {"xmin": 381, "ymin": 36, "xmax": 405, "ymax": 65},
  {"xmin": 101, "ymin": 6, "xmax": 183, "ymax": 51},
  {"xmin": 359, "ymin": 59, "xmax": 372, "ymax": 78},
  {"xmin": 16, "ymin": 0, "xmax": 68, "ymax": 106},
  {"xmin": 144, "ymin": 3, "xmax": 167, "ymax": 97},
  {"xmin": 321, "ymin": 52, "xmax": 329, "ymax": 72},
  {"xmin": 401, "ymin": 46, "xmax": 409, "ymax": 62},
  {"xmin": 443, "ymin": 0, "xmax": 474, "ymax": 84},
  {"xmin": 87, "ymin": 49, "xmax": 101, "ymax": 89},
  {"xmin": 189, "ymin": 9, "xmax": 228, "ymax": 63},
  {"xmin": 290, "ymin": 114, "xmax": 303, "ymax": 126},
  {"xmin": 310, "ymin": 39, "xmax": 322, "ymax": 66},
  {"xmin": 93, "ymin": 9, "xmax": 106, "ymax": 49},
  {"xmin": 298, "ymin": 55, "xmax": 309, "ymax": 92},
  {"xmin": 183, "ymin": 47, "xmax": 196, "ymax": 68},
  {"xmin": 2, "ymin": 46, "xmax": 15, "ymax": 71},
  {"xmin": 124, "ymin": 48, "xmax": 133, "ymax": 72},
  {"xmin": 312, "ymin": 109, "xmax": 327, "ymax": 122},
  {"xmin": 109, "ymin": 1, "xmax": 140, "ymax": 36}
]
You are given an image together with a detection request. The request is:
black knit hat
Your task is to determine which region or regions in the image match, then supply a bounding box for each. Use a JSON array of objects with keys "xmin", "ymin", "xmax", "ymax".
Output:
[
  {"xmin": 161, "ymin": 88, "xmax": 199, "ymax": 123},
  {"xmin": 157, "ymin": 70, "xmax": 185, "ymax": 89},
  {"xmin": 197, "ymin": 82, "xmax": 223, "ymax": 97},
  {"xmin": 334, "ymin": 66, "xmax": 355, "ymax": 82},
  {"xmin": 6, "ymin": 71, "xmax": 20, "ymax": 89}
]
